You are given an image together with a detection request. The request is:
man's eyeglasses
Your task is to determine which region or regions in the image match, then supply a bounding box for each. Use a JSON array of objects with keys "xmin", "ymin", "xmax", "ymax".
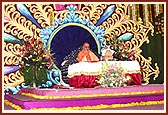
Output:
[{"xmin": 84, "ymin": 46, "xmax": 90, "ymax": 48}]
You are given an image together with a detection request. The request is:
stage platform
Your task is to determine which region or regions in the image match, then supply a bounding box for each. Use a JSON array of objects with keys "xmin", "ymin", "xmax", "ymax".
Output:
[{"xmin": 4, "ymin": 84, "xmax": 164, "ymax": 110}]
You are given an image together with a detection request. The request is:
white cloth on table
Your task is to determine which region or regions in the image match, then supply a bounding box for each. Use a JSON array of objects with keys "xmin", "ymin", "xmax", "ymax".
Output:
[{"xmin": 68, "ymin": 61, "xmax": 141, "ymax": 78}]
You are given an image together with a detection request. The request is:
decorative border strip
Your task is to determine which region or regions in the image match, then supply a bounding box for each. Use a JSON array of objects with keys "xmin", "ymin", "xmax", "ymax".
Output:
[
  {"xmin": 31, "ymin": 100, "xmax": 164, "ymax": 110},
  {"xmin": 68, "ymin": 72, "xmax": 99, "ymax": 78},
  {"xmin": 4, "ymin": 99, "xmax": 164, "ymax": 110},
  {"xmin": 20, "ymin": 90, "xmax": 164, "ymax": 99}
]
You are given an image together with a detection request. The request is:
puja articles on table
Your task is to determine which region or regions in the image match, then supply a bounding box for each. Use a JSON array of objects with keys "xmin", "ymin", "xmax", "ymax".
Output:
[
  {"xmin": 101, "ymin": 46, "xmax": 115, "ymax": 61},
  {"xmin": 76, "ymin": 42, "xmax": 99, "ymax": 62},
  {"xmin": 101, "ymin": 50, "xmax": 113, "ymax": 61}
]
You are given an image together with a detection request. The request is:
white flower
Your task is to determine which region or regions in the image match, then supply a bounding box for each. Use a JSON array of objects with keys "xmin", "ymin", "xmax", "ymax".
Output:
[
  {"xmin": 110, "ymin": 83, "xmax": 113, "ymax": 87},
  {"xmin": 100, "ymin": 77, "xmax": 105, "ymax": 82},
  {"xmin": 115, "ymin": 73, "xmax": 119, "ymax": 76},
  {"xmin": 112, "ymin": 80, "xmax": 115, "ymax": 83},
  {"xmin": 111, "ymin": 73, "xmax": 114, "ymax": 76},
  {"xmin": 115, "ymin": 82, "xmax": 118, "ymax": 86},
  {"xmin": 29, "ymin": 55, "xmax": 32, "ymax": 58},
  {"xmin": 25, "ymin": 64, "xmax": 30, "ymax": 66},
  {"xmin": 123, "ymin": 84, "xmax": 127, "ymax": 87},
  {"xmin": 24, "ymin": 57, "xmax": 28, "ymax": 60},
  {"xmin": 109, "ymin": 78, "xmax": 112, "ymax": 81}
]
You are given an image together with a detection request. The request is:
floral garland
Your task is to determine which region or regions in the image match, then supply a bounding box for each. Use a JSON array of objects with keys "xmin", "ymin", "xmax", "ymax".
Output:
[
  {"xmin": 97, "ymin": 62, "xmax": 131, "ymax": 87},
  {"xmin": 18, "ymin": 37, "xmax": 55, "ymax": 87},
  {"xmin": 20, "ymin": 90, "xmax": 164, "ymax": 99},
  {"xmin": 4, "ymin": 100, "xmax": 22, "ymax": 110}
]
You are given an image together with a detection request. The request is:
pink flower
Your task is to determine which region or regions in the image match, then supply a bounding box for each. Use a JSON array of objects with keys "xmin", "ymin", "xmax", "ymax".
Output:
[
  {"xmin": 37, "ymin": 41, "xmax": 42, "ymax": 45},
  {"xmin": 31, "ymin": 38, "xmax": 35, "ymax": 44},
  {"xmin": 129, "ymin": 55, "xmax": 135, "ymax": 60},
  {"xmin": 119, "ymin": 55, "xmax": 123, "ymax": 60},
  {"xmin": 16, "ymin": 54, "xmax": 21, "ymax": 57},
  {"xmin": 124, "ymin": 44, "xmax": 129, "ymax": 49},
  {"xmin": 25, "ymin": 53, "xmax": 28, "ymax": 57},
  {"xmin": 25, "ymin": 47, "xmax": 29, "ymax": 51},
  {"xmin": 29, "ymin": 44, "xmax": 33, "ymax": 49},
  {"xmin": 119, "ymin": 44, "xmax": 124, "ymax": 50},
  {"xmin": 129, "ymin": 50, "xmax": 136, "ymax": 57}
]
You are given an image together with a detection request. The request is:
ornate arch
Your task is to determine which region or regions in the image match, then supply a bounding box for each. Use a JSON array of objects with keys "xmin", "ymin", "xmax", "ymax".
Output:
[{"xmin": 47, "ymin": 23, "xmax": 101, "ymax": 54}]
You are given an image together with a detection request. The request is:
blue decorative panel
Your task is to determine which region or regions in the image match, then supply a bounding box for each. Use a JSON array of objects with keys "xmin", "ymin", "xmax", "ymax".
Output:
[
  {"xmin": 96, "ymin": 5, "xmax": 115, "ymax": 26},
  {"xmin": 117, "ymin": 33, "xmax": 133, "ymax": 41},
  {"xmin": 4, "ymin": 33, "xmax": 22, "ymax": 44},
  {"xmin": 4, "ymin": 66, "xmax": 20, "ymax": 75}
]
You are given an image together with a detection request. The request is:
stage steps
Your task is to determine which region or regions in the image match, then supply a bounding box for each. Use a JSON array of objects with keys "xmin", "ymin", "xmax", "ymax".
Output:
[{"xmin": 4, "ymin": 84, "xmax": 164, "ymax": 110}]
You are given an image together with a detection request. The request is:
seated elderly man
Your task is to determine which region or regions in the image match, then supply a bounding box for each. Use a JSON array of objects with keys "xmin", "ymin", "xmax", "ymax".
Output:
[{"xmin": 76, "ymin": 42, "xmax": 99, "ymax": 62}]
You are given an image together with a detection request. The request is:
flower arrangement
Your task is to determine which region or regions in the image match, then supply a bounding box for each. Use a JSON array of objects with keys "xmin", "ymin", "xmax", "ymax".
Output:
[
  {"xmin": 97, "ymin": 61, "xmax": 131, "ymax": 87},
  {"xmin": 107, "ymin": 35, "xmax": 136, "ymax": 61},
  {"xmin": 18, "ymin": 37, "xmax": 55, "ymax": 87}
]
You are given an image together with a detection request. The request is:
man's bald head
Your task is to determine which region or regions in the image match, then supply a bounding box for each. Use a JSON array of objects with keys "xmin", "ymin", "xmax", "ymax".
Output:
[{"xmin": 82, "ymin": 42, "xmax": 90, "ymax": 52}]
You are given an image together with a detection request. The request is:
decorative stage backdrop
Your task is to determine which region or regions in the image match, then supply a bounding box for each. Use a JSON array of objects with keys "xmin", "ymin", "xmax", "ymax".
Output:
[{"xmin": 3, "ymin": 3, "xmax": 164, "ymax": 93}]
